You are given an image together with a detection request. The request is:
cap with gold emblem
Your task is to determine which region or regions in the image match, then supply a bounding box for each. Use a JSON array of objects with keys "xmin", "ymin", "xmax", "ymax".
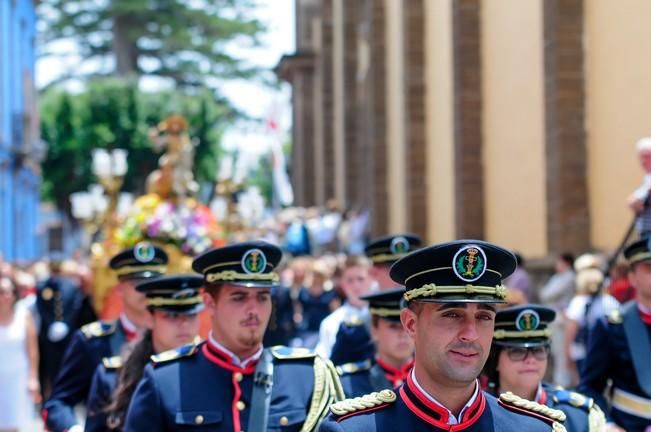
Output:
[
  {"xmin": 191, "ymin": 241, "xmax": 282, "ymax": 287},
  {"xmin": 136, "ymin": 274, "xmax": 204, "ymax": 314},
  {"xmin": 364, "ymin": 234, "xmax": 422, "ymax": 265},
  {"xmin": 360, "ymin": 288, "xmax": 405, "ymax": 322},
  {"xmin": 109, "ymin": 242, "xmax": 168, "ymax": 280},
  {"xmin": 493, "ymin": 304, "xmax": 555, "ymax": 347},
  {"xmin": 390, "ymin": 239, "xmax": 516, "ymax": 303},
  {"xmin": 624, "ymin": 237, "xmax": 651, "ymax": 266}
]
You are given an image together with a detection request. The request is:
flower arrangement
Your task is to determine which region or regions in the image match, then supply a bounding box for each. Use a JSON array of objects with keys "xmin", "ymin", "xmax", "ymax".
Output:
[{"xmin": 115, "ymin": 193, "xmax": 222, "ymax": 256}]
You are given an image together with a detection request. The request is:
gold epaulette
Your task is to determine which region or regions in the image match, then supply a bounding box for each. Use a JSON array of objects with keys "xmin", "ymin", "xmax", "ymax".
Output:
[
  {"xmin": 588, "ymin": 403, "xmax": 606, "ymax": 432},
  {"xmin": 102, "ymin": 356, "xmax": 122, "ymax": 370},
  {"xmin": 329, "ymin": 390, "xmax": 397, "ymax": 416},
  {"xmin": 270, "ymin": 346, "xmax": 316, "ymax": 360},
  {"xmin": 303, "ymin": 357, "xmax": 345, "ymax": 431},
  {"xmin": 81, "ymin": 321, "xmax": 117, "ymax": 339},
  {"xmin": 343, "ymin": 316, "xmax": 365, "ymax": 326},
  {"xmin": 499, "ymin": 392, "xmax": 567, "ymax": 431},
  {"xmin": 151, "ymin": 342, "xmax": 200, "ymax": 364},
  {"xmin": 607, "ymin": 309, "xmax": 623, "ymax": 324},
  {"xmin": 336, "ymin": 359, "xmax": 373, "ymax": 376}
]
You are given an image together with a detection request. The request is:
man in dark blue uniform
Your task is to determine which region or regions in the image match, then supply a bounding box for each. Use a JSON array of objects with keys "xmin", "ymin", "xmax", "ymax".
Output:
[
  {"xmin": 43, "ymin": 242, "xmax": 167, "ymax": 432},
  {"xmin": 320, "ymin": 240, "xmax": 567, "ymax": 431},
  {"xmin": 337, "ymin": 288, "xmax": 414, "ymax": 397},
  {"xmin": 578, "ymin": 238, "xmax": 651, "ymax": 431},
  {"xmin": 85, "ymin": 274, "xmax": 205, "ymax": 432},
  {"xmin": 36, "ymin": 257, "xmax": 97, "ymax": 399},
  {"xmin": 84, "ymin": 356, "xmax": 121, "ymax": 432},
  {"xmin": 483, "ymin": 304, "xmax": 604, "ymax": 431},
  {"xmin": 124, "ymin": 241, "xmax": 344, "ymax": 432},
  {"xmin": 330, "ymin": 234, "xmax": 421, "ymax": 366}
]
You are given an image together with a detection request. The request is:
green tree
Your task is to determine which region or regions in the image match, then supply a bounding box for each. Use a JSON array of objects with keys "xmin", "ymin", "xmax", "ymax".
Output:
[
  {"xmin": 40, "ymin": 79, "xmax": 229, "ymax": 212},
  {"xmin": 38, "ymin": 0, "xmax": 265, "ymax": 88}
]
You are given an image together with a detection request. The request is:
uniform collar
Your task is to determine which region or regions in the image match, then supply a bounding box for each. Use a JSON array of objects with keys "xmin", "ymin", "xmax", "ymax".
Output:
[
  {"xmin": 207, "ymin": 331, "xmax": 263, "ymax": 369},
  {"xmin": 401, "ymin": 370, "xmax": 485, "ymax": 427},
  {"xmin": 342, "ymin": 302, "xmax": 369, "ymax": 315},
  {"xmin": 119, "ymin": 313, "xmax": 139, "ymax": 341},
  {"xmin": 375, "ymin": 356, "xmax": 414, "ymax": 387},
  {"xmin": 534, "ymin": 383, "xmax": 547, "ymax": 405},
  {"xmin": 638, "ymin": 302, "xmax": 651, "ymax": 325}
]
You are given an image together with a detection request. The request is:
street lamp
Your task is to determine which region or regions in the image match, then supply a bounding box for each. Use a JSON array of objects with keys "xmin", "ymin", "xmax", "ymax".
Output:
[{"xmin": 69, "ymin": 149, "xmax": 131, "ymax": 250}]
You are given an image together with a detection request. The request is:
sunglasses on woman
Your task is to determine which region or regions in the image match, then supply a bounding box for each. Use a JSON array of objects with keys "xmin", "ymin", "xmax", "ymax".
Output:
[{"xmin": 504, "ymin": 345, "xmax": 549, "ymax": 361}]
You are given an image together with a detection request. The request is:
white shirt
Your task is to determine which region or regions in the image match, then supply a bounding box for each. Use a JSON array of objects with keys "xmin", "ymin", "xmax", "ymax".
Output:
[
  {"xmin": 410, "ymin": 370, "xmax": 480, "ymax": 425},
  {"xmin": 314, "ymin": 303, "xmax": 369, "ymax": 358},
  {"xmin": 208, "ymin": 332, "xmax": 263, "ymax": 368}
]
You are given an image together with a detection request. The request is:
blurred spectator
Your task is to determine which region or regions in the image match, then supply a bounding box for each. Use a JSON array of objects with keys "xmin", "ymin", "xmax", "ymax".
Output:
[
  {"xmin": 504, "ymin": 253, "xmax": 532, "ymax": 301},
  {"xmin": 0, "ymin": 276, "xmax": 40, "ymax": 430},
  {"xmin": 627, "ymin": 137, "xmax": 651, "ymax": 238},
  {"xmin": 295, "ymin": 259, "xmax": 339, "ymax": 348},
  {"xmin": 564, "ymin": 255, "xmax": 619, "ymax": 385},
  {"xmin": 539, "ymin": 253, "xmax": 576, "ymax": 388},
  {"xmin": 314, "ymin": 255, "xmax": 372, "ymax": 358},
  {"xmin": 35, "ymin": 258, "xmax": 97, "ymax": 399},
  {"xmin": 263, "ymin": 281, "xmax": 296, "ymax": 347},
  {"xmin": 285, "ymin": 215, "xmax": 312, "ymax": 257},
  {"xmin": 504, "ymin": 288, "xmax": 527, "ymax": 307},
  {"xmin": 313, "ymin": 200, "xmax": 342, "ymax": 254},
  {"xmin": 608, "ymin": 259, "xmax": 636, "ymax": 303}
]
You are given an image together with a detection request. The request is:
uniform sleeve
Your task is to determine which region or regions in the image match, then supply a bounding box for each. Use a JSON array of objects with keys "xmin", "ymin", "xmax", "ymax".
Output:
[
  {"xmin": 84, "ymin": 366, "xmax": 112, "ymax": 432},
  {"xmin": 317, "ymin": 416, "xmax": 346, "ymax": 432},
  {"xmin": 577, "ymin": 318, "xmax": 611, "ymax": 419},
  {"xmin": 44, "ymin": 331, "xmax": 95, "ymax": 432},
  {"xmin": 124, "ymin": 364, "xmax": 163, "ymax": 431}
]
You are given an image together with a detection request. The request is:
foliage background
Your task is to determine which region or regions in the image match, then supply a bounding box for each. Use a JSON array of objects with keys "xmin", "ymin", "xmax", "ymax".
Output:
[{"xmin": 39, "ymin": 79, "xmax": 234, "ymax": 214}]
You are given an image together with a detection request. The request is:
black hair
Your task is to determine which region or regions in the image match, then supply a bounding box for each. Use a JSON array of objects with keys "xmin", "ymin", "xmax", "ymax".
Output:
[
  {"xmin": 559, "ymin": 253, "xmax": 575, "ymax": 268},
  {"xmin": 482, "ymin": 343, "xmax": 503, "ymax": 397},
  {"xmin": 104, "ymin": 330, "xmax": 155, "ymax": 430}
]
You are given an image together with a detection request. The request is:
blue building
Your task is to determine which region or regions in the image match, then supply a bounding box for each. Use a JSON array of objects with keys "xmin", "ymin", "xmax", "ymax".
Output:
[{"xmin": 0, "ymin": 0, "xmax": 42, "ymax": 261}]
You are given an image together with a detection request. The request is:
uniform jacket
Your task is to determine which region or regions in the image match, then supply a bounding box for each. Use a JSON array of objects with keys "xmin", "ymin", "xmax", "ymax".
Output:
[
  {"xmin": 319, "ymin": 375, "xmax": 563, "ymax": 432},
  {"xmin": 124, "ymin": 342, "xmax": 342, "ymax": 432},
  {"xmin": 44, "ymin": 320, "xmax": 133, "ymax": 432},
  {"xmin": 578, "ymin": 301, "xmax": 651, "ymax": 431},
  {"xmin": 540, "ymin": 384, "xmax": 604, "ymax": 432},
  {"xmin": 84, "ymin": 358, "xmax": 121, "ymax": 432}
]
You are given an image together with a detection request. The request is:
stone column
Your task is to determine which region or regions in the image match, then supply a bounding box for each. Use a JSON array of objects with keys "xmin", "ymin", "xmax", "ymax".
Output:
[{"xmin": 543, "ymin": 0, "xmax": 590, "ymax": 253}]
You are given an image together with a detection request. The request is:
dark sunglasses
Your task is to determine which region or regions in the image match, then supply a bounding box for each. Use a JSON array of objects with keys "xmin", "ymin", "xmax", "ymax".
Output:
[{"xmin": 504, "ymin": 345, "xmax": 549, "ymax": 362}]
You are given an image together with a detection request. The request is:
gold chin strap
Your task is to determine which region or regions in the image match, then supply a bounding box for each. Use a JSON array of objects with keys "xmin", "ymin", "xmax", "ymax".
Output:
[
  {"xmin": 205, "ymin": 270, "xmax": 280, "ymax": 284},
  {"xmin": 370, "ymin": 253, "xmax": 404, "ymax": 263},
  {"xmin": 403, "ymin": 284, "xmax": 507, "ymax": 301},
  {"xmin": 493, "ymin": 329, "xmax": 552, "ymax": 339},
  {"xmin": 146, "ymin": 295, "xmax": 203, "ymax": 306},
  {"xmin": 115, "ymin": 265, "xmax": 167, "ymax": 277},
  {"xmin": 628, "ymin": 251, "xmax": 651, "ymax": 264},
  {"xmin": 368, "ymin": 307, "xmax": 401, "ymax": 317}
]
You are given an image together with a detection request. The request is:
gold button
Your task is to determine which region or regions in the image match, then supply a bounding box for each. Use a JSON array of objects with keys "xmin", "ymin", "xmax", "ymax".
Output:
[
  {"xmin": 236, "ymin": 400, "xmax": 246, "ymax": 411},
  {"xmin": 234, "ymin": 372, "xmax": 243, "ymax": 382},
  {"xmin": 195, "ymin": 415, "xmax": 204, "ymax": 424},
  {"xmin": 279, "ymin": 416, "xmax": 289, "ymax": 426}
]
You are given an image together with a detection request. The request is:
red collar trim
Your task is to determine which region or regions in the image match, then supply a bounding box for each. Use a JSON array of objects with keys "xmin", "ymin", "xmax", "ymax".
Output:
[
  {"xmin": 536, "ymin": 387, "xmax": 547, "ymax": 405},
  {"xmin": 638, "ymin": 306, "xmax": 651, "ymax": 325},
  {"xmin": 202, "ymin": 343, "xmax": 258, "ymax": 374},
  {"xmin": 118, "ymin": 316, "xmax": 138, "ymax": 342},
  {"xmin": 401, "ymin": 374, "xmax": 485, "ymax": 428},
  {"xmin": 376, "ymin": 357, "xmax": 414, "ymax": 387}
]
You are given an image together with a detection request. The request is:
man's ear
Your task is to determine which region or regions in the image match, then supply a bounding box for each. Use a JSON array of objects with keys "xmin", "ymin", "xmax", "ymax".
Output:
[
  {"xmin": 401, "ymin": 307, "xmax": 417, "ymax": 339},
  {"xmin": 202, "ymin": 290, "xmax": 216, "ymax": 315}
]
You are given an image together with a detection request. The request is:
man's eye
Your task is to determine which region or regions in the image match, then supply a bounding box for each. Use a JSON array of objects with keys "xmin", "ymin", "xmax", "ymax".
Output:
[
  {"xmin": 232, "ymin": 296, "xmax": 246, "ymax": 302},
  {"xmin": 477, "ymin": 314, "xmax": 494, "ymax": 321},
  {"xmin": 443, "ymin": 312, "xmax": 459, "ymax": 318}
]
